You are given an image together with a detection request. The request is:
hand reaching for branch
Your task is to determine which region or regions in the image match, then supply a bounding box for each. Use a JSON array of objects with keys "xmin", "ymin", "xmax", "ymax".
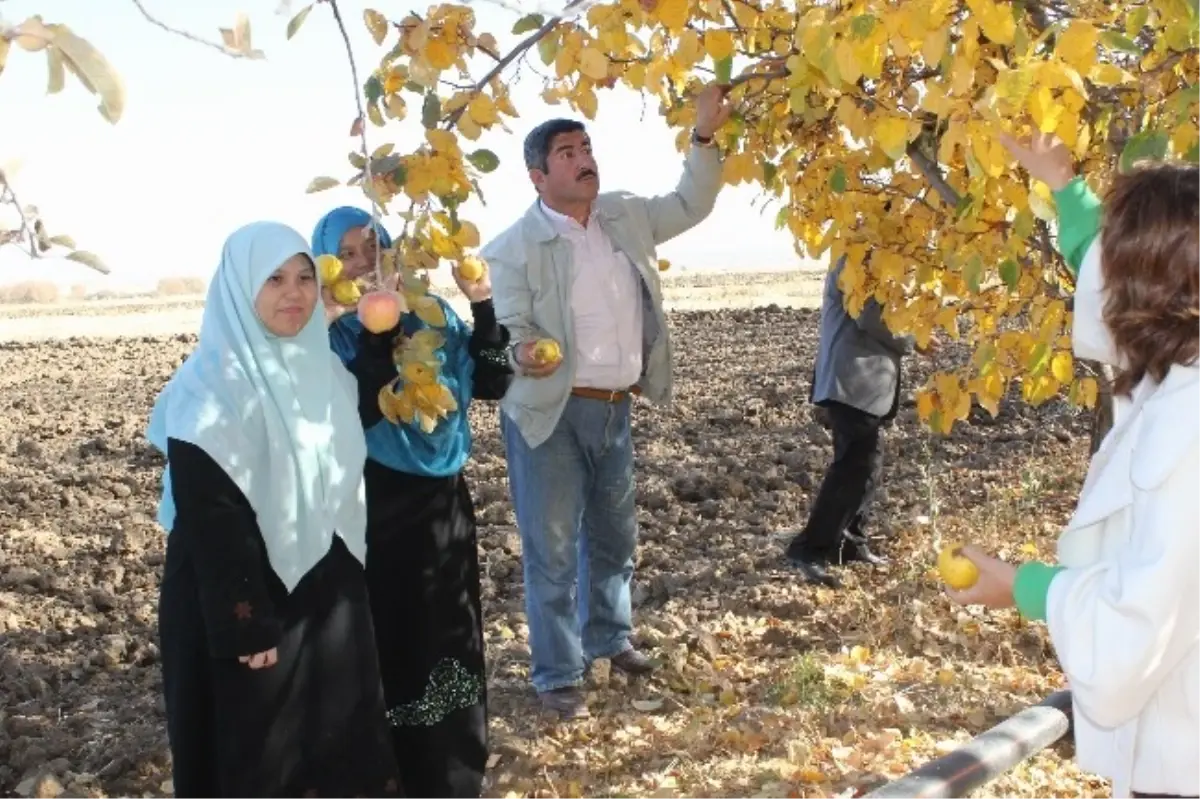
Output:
[
  {"xmin": 1000, "ymin": 132, "xmax": 1076, "ymax": 192},
  {"xmin": 694, "ymin": 84, "xmax": 734, "ymax": 140}
]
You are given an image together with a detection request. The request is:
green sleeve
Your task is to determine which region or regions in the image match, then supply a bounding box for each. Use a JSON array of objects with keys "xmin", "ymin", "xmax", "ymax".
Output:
[
  {"xmin": 1013, "ymin": 561, "xmax": 1066, "ymax": 622},
  {"xmin": 1052, "ymin": 176, "xmax": 1103, "ymax": 278}
]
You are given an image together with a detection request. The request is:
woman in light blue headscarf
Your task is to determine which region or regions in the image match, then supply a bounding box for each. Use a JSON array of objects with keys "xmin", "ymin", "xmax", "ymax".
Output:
[
  {"xmin": 311, "ymin": 206, "xmax": 511, "ymax": 799},
  {"xmin": 147, "ymin": 221, "xmax": 401, "ymax": 797}
]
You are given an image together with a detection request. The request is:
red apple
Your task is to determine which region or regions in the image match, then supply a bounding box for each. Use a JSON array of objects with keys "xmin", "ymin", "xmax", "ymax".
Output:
[{"xmin": 357, "ymin": 290, "xmax": 405, "ymax": 334}]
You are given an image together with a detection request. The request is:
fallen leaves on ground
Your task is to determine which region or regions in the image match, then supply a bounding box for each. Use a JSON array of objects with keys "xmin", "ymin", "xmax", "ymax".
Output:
[{"xmin": 0, "ymin": 301, "xmax": 1108, "ymax": 798}]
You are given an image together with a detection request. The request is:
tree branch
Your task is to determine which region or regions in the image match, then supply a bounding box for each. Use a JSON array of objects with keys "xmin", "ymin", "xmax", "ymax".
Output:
[
  {"xmin": 443, "ymin": 0, "xmax": 587, "ymax": 128},
  {"xmin": 0, "ymin": 173, "xmax": 38, "ymax": 258},
  {"xmin": 905, "ymin": 143, "xmax": 961, "ymax": 207},
  {"xmin": 326, "ymin": 0, "xmax": 384, "ymax": 283},
  {"xmin": 129, "ymin": 0, "xmax": 262, "ymax": 59}
]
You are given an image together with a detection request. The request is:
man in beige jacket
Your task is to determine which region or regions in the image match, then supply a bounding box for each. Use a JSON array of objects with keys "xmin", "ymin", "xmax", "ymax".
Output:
[{"xmin": 483, "ymin": 85, "xmax": 731, "ymax": 718}]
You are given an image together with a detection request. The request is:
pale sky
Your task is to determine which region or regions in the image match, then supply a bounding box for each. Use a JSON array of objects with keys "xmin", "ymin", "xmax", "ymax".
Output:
[{"xmin": 0, "ymin": 0, "xmax": 811, "ymax": 292}]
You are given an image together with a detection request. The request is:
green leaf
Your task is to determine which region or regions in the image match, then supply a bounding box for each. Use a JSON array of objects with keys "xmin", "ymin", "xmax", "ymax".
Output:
[
  {"xmin": 1012, "ymin": 208, "xmax": 1034, "ymax": 239},
  {"xmin": 1099, "ymin": 31, "xmax": 1139, "ymax": 54},
  {"xmin": 537, "ymin": 35, "xmax": 560, "ymax": 66},
  {"xmin": 850, "ymin": 14, "xmax": 877, "ymax": 39},
  {"xmin": 390, "ymin": 165, "xmax": 408, "ymax": 187},
  {"xmin": 829, "ymin": 164, "xmax": 847, "ymax": 194},
  {"xmin": 470, "ymin": 178, "xmax": 488, "ymax": 206},
  {"xmin": 1028, "ymin": 341, "xmax": 1051, "ymax": 376},
  {"xmin": 1186, "ymin": 143, "xmax": 1200, "ymax": 163},
  {"xmin": 963, "ymin": 253, "xmax": 983, "ymax": 294},
  {"xmin": 404, "ymin": 80, "xmax": 426, "ymax": 94},
  {"xmin": 512, "ymin": 13, "xmax": 546, "ymax": 35},
  {"xmin": 65, "ymin": 250, "xmax": 108, "ymax": 274},
  {"xmin": 421, "ymin": 93, "xmax": 441, "ymax": 129},
  {"xmin": 999, "ymin": 258, "xmax": 1020, "ymax": 290},
  {"xmin": 713, "ymin": 54, "xmax": 733, "ymax": 84},
  {"xmin": 1167, "ymin": 83, "xmax": 1199, "ymax": 120},
  {"xmin": 774, "ymin": 205, "xmax": 789, "ymax": 231},
  {"xmin": 762, "ymin": 161, "xmax": 778, "ymax": 187},
  {"xmin": 286, "ymin": 3, "xmax": 314, "ymax": 40},
  {"xmin": 364, "ymin": 75, "xmax": 383, "ymax": 105},
  {"xmin": 49, "ymin": 233, "xmax": 76, "ymax": 248},
  {"xmin": 1119, "ymin": 130, "xmax": 1169, "ymax": 174},
  {"xmin": 466, "ymin": 148, "xmax": 500, "ymax": 173}
]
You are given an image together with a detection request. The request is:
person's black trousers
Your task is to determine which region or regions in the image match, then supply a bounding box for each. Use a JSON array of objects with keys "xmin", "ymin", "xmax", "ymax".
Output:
[{"xmin": 787, "ymin": 401, "xmax": 884, "ymax": 561}]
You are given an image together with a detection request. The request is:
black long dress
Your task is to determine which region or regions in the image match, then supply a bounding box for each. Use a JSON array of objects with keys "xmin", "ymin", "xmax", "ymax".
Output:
[
  {"xmin": 352, "ymin": 299, "xmax": 512, "ymax": 798},
  {"xmin": 157, "ymin": 437, "xmax": 401, "ymax": 798}
]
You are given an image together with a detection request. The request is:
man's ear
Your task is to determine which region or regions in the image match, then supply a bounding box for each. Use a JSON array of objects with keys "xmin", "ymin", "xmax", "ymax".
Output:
[{"xmin": 528, "ymin": 168, "xmax": 546, "ymax": 194}]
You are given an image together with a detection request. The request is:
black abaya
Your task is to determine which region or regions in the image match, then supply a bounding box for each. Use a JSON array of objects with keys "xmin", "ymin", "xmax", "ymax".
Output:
[{"xmin": 157, "ymin": 438, "xmax": 400, "ymax": 798}]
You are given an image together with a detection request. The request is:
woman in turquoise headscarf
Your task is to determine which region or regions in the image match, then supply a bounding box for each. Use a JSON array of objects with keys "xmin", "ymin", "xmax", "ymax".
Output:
[
  {"xmin": 312, "ymin": 206, "xmax": 511, "ymax": 798},
  {"xmin": 148, "ymin": 221, "xmax": 402, "ymax": 797}
]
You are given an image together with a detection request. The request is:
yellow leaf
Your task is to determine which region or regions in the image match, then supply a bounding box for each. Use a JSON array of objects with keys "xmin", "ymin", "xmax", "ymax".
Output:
[
  {"xmin": 577, "ymin": 47, "xmax": 609, "ymax": 81},
  {"xmin": 467, "ymin": 93, "xmax": 499, "ymax": 126},
  {"xmin": 1056, "ymin": 20, "xmax": 1098, "ymax": 74},
  {"xmin": 574, "ymin": 86, "xmax": 598, "ymax": 119},
  {"xmin": 424, "ymin": 38, "xmax": 456, "ymax": 70},
  {"xmin": 704, "ymin": 29, "xmax": 734, "ymax": 60},
  {"xmin": 873, "ymin": 116, "xmax": 913, "ymax": 160},
  {"xmin": 968, "ymin": 0, "xmax": 1015, "ymax": 45},
  {"xmin": 363, "ymin": 9, "xmax": 389, "ymax": 45},
  {"xmin": 916, "ymin": 390, "xmax": 937, "ymax": 420},
  {"xmin": 1050, "ymin": 351, "xmax": 1073, "ymax": 382},
  {"xmin": 452, "ymin": 220, "xmax": 480, "ymax": 248},
  {"xmin": 412, "ymin": 296, "xmax": 448, "ymax": 327},
  {"xmin": 656, "ymin": 0, "xmax": 689, "ymax": 33},
  {"xmin": 1028, "ymin": 86, "xmax": 1063, "ymax": 134}
]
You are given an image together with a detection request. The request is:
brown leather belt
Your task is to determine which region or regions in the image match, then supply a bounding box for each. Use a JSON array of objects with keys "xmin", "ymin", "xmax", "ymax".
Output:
[{"xmin": 570, "ymin": 385, "xmax": 642, "ymax": 403}]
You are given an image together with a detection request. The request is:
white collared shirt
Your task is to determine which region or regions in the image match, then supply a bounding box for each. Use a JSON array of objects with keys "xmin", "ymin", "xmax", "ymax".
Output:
[{"xmin": 539, "ymin": 200, "xmax": 644, "ymax": 390}]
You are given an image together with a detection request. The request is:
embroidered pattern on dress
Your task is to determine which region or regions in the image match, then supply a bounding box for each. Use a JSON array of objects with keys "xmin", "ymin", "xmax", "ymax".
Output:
[{"xmin": 386, "ymin": 657, "xmax": 483, "ymax": 728}]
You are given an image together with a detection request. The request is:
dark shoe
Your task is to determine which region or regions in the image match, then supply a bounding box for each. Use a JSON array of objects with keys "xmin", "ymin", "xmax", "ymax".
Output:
[
  {"xmin": 840, "ymin": 536, "xmax": 889, "ymax": 567},
  {"xmin": 538, "ymin": 686, "xmax": 589, "ymax": 719},
  {"xmin": 785, "ymin": 551, "xmax": 842, "ymax": 588},
  {"xmin": 611, "ymin": 648, "xmax": 657, "ymax": 676}
]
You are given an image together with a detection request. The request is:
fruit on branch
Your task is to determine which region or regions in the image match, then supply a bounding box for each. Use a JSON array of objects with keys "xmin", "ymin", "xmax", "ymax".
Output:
[
  {"xmin": 316, "ymin": 254, "xmax": 344, "ymax": 285},
  {"xmin": 657, "ymin": 258, "xmax": 671, "ymax": 272},
  {"xmin": 331, "ymin": 278, "xmax": 363, "ymax": 306},
  {"xmin": 532, "ymin": 338, "xmax": 562, "ymax": 365},
  {"xmin": 936, "ymin": 544, "xmax": 980, "ymax": 591},
  {"xmin": 457, "ymin": 254, "xmax": 487, "ymax": 282},
  {"xmin": 357, "ymin": 290, "xmax": 405, "ymax": 333}
]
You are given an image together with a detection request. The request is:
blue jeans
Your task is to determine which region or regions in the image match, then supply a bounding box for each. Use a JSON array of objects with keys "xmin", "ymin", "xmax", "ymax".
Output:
[{"xmin": 500, "ymin": 395, "xmax": 638, "ymax": 693}]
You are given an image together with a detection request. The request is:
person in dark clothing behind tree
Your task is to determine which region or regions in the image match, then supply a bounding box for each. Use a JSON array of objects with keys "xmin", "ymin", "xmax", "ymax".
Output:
[
  {"xmin": 785, "ymin": 254, "xmax": 935, "ymax": 587},
  {"xmin": 148, "ymin": 221, "xmax": 401, "ymax": 797},
  {"xmin": 312, "ymin": 206, "xmax": 512, "ymax": 798}
]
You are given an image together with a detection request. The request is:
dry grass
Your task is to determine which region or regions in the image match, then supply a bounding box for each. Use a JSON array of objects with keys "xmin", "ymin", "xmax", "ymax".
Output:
[
  {"xmin": 153, "ymin": 277, "xmax": 206, "ymax": 297},
  {"xmin": 0, "ymin": 282, "xmax": 59, "ymax": 305}
]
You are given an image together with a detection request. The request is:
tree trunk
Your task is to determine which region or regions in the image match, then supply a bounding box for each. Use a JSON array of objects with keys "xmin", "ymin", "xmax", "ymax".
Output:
[{"xmin": 1087, "ymin": 361, "xmax": 1117, "ymax": 456}]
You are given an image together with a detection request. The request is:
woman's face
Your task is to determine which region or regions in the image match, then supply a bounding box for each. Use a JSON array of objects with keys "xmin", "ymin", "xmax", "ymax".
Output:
[
  {"xmin": 255, "ymin": 254, "xmax": 319, "ymax": 337},
  {"xmin": 338, "ymin": 225, "xmax": 379, "ymax": 280}
]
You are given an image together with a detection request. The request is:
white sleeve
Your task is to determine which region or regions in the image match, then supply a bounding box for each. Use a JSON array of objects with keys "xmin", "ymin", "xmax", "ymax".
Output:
[{"xmin": 1045, "ymin": 446, "xmax": 1200, "ymax": 729}]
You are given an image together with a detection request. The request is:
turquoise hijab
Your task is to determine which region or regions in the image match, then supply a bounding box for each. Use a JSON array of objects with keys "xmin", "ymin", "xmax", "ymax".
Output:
[
  {"xmin": 311, "ymin": 207, "xmax": 477, "ymax": 478},
  {"xmin": 146, "ymin": 221, "xmax": 368, "ymax": 593}
]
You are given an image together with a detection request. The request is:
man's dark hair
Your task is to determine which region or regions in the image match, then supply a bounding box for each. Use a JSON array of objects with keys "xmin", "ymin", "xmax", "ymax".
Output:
[{"xmin": 523, "ymin": 119, "xmax": 586, "ymax": 172}]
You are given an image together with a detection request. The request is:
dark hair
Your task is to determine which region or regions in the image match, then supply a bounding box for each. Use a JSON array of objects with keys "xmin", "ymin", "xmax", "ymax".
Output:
[
  {"xmin": 1100, "ymin": 160, "xmax": 1200, "ymax": 396},
  {"xmin": 523, "ymin": 119, "xmax": 586, "ymax": 172}
]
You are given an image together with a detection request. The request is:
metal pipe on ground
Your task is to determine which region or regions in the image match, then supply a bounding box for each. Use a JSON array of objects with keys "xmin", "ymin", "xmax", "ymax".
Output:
[{"xmin": 865, "ymin": 690, "xmax": 1073, "ymax": 799}]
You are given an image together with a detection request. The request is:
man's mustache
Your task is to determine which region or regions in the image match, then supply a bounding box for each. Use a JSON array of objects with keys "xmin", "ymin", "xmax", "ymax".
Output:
[{"xmin": 576, "ymin": 169, "xmax": 597, "ymax": 181}]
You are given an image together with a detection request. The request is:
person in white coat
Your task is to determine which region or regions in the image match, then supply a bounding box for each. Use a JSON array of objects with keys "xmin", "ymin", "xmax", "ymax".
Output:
[{"xmin": 947, "ymin": 157, "xmax": 1198, "ymax": 799}]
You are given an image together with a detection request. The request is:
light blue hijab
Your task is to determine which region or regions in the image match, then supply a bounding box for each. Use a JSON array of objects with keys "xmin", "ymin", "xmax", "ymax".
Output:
[{"xmin": 146, "ymin": 221, "xmax": 369, "ymax": 593}]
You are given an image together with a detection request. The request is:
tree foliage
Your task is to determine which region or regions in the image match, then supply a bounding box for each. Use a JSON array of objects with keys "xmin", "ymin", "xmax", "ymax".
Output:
[{"xmin": 297, "ymin": 0, "xmax": 1198, "ymax": 433}]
